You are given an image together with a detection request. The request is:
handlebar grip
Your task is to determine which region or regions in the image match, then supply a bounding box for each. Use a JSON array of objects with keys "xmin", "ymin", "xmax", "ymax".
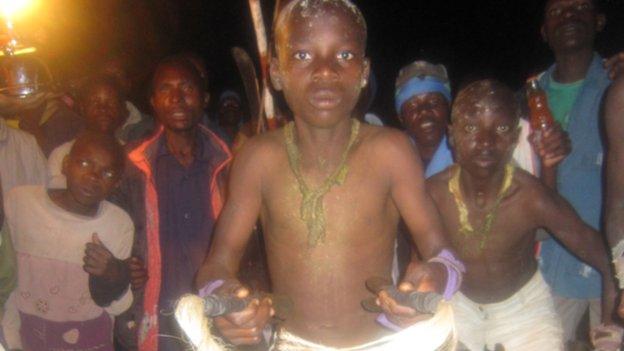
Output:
[{"xmin": 203, "ymin": 294, "xmax": 252, "ymax": 317}]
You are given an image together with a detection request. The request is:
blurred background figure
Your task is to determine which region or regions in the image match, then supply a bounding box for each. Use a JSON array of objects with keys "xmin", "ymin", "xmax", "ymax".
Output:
[{"xmin": 216, "ymin": 90, "xmax": 244, "ymax": 142}]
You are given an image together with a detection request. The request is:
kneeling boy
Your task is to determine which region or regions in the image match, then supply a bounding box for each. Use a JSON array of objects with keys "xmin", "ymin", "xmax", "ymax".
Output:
[
  {"xmin": 427, "ymin": 79, "xmax": 618, "ymax": 351},
  {"xmin": 196, "ymin": 0, "xmax": 462, "ymax": 350}
]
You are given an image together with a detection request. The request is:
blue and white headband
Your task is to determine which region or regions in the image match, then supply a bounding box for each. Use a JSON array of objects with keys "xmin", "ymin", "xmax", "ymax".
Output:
[{"xmin": 395, "ymin": 76, "xmax": 452, "ymax": 113}]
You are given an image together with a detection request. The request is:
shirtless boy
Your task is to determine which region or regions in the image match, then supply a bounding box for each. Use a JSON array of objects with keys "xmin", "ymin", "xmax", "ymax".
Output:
[
  {"xmin": 426, "ymin": 79, "xmax": 618, "ymax": 351},
  {"xmin": 195, "ymin": 0, "xmax": 463, "ymax": 349}
]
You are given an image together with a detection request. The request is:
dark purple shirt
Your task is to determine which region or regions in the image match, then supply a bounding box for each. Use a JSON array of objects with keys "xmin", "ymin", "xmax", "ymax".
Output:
[{"xmin": 154, "ymin": 135, "xmax": 219, "ymax": 350}]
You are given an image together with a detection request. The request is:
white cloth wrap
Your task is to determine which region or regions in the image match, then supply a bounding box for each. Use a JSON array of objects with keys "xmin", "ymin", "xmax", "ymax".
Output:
[
  {"xmin": 270, "ymin": 302, "xmax": 456, "ymax": 351},
  {"xmin": 451, "ymin": 271, "xmax": 563, "ymax": 351}
]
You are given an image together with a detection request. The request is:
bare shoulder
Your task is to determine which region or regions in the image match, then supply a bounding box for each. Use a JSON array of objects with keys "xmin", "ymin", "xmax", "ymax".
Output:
[
  {"xmin": 606, "ymin": 76, "xmax": 624, "ymax": 120},
  {"xmin": 611, "ymin": 75, "xmax": 624, "ymax": 94},
  {"xmin": 426, "ymin": 167, "xmax": 454, "ymax": 201},
  {"xmin": 603, "ymin": 77, "xmax": 624, "ymax": 152},
  {"xmin": 512, "ymin": 167, "xmax": 540, "ymax": 186},
  {"xmin": 358, "ymin": 124, "xmax": 415, "ymax": 160},
  {"xmin": 359, "ymin": 124, "xmax": 410, "ymax": 147},
  {"xmin": 233, "ymin": 127, "xmax": 286, "ymax": 166},
  {"xmin": 510, "ymin": 167, "xmax": 557, "ymax": 209}
]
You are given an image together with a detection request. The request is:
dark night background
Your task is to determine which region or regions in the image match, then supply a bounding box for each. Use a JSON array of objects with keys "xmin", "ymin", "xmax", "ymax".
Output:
[{"xmin": 25, "ymin": 0, "xmax": 624, "ymax": 124}]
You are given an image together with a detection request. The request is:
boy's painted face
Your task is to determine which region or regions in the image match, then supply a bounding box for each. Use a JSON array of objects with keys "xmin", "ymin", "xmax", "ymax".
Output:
[
  {"xmin": 151, "ymin": 65, "xmax": 205, "ymax": 132},
  {"xmin": 400, "ymin": 92, "xmax": 449, "ymax": 148},
  {"xmin": 63, "ymin": 143, "xmax": 122, "ymax": 209},
  {"xmin": 272, "ymin": 3, "xmax": 369, "ymax": 128},
  {"xmin": 542, "ymin": 0, "xmax": 603, "ymax": 54},
  {"xmin": 82, "ymin": 84, "xmax": 127, "ymax": 134},
  {"xmin": 451, "ymin": 101, "xmax": 519, "ymax": 178}
]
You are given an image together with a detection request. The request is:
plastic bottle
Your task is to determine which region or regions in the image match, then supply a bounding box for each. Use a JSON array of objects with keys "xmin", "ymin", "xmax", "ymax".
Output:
[{"xmin": 526, "ymin": 78, "xmax": 555, "ymax": 134}]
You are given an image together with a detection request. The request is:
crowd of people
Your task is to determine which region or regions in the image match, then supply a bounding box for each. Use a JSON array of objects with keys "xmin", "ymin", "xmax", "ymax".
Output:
[{"xmin": 1, "ymin": 0, "xmax": 624, "ymax": 350}]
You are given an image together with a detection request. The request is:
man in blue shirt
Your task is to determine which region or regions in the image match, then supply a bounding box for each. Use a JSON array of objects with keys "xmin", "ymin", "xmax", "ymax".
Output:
[
  {"xmin": 535, "ymin": 0, "xmax": 623, "ymax": 348},
  {"xmin": 395, "ymin": 60, "xmax": 453, "ymax": 178},
  {"xmin": 112, "ymin": 55, "xmax": 232, "ymax": 351}
]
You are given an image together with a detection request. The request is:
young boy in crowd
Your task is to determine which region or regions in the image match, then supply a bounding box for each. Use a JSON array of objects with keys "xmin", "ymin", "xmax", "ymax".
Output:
[
  {"xmin": 426, "ymin": 79, "xmax": 618, "ymax": 351},
  {"xmin": 196, "ymin": 0, "xmax": 463, "ymax": 349},
  {"xmin": 47, "ymin": 75, "xmax": 130, "ymax": 188},
  {"xmin": 1, "ymin": 131, "xmax": 133, "ymax": 350}
]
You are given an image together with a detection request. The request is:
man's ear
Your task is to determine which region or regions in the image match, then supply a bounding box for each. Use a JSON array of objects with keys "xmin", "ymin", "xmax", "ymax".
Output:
[
  {"xmin": 270, "ymin": 57, "xmax": 283, "ymax": 91},
  {"xmin": 514, "ymin": 123, "xmax": 522, "ymax": 138},
  {"xmin": 121, "ymin": 103, "xmax": 130, "ymax": 121},
  {"xmin": 540, "ymin": 25, "xmax": 548, "ymax": 43},
  {"xmin": 113, "ymin": 176, "xmax": 123, "ymax": 190},
  {"xmin": 448, "ymin": 124, "xmax": 455, "ymax": 148},
  {"xmin": 596, "ymin": 13, "xmax": 606, "ymax": 33},
  {"xmin": 512, "ymin": 123, "xmax": 521, "ymax": 148},
  {"xmin": 397, "ymin": 113, "xmax": 404, "ymax": 125},
  {"xmin": 150, "ymin": 96, "xmax": 161, "ymax": 119},
  {"xmin": 361, "ymin": 58, "xmax": 371, "ymax": 89},
  {"xmin": 61, "ymin": 155, "xmax": 69, "ymax": 177}
]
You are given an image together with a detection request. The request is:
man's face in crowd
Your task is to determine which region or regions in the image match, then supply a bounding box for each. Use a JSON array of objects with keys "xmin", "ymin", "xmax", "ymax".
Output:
[
  {"xmin": 81, "ymin": 83, "xmax": 128, "ymax": 135},
  {"xmin": 151, "ymin": 64, "xmax": 206, "ymax": 133},
  {"xmin": 400, "ymin": 92, "xmax": 449, "ymax": 149},
  {"xmin": 218, "ymin": 97, "xmax": 243, "ymax": 127},
  {"xmin": 542, "ymin": 0, "xmax": 605, "ymax": 54},
  {"xmin": 271, "ymin": 2, "xmax": 370, "ymax": 129},
  {"xmin": 450, "ymin": 94, "xmax": 519, "ymax": 179}
]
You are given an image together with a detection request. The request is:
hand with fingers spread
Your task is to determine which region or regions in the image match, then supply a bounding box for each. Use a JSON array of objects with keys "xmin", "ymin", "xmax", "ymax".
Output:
[
  {"xmin": 377, "ymin": 261, "xmax": 445, "ymax": 328},
  {"xmin": 528, "ymin": 123, "xmax": 571, "ymax": 169},
  {"xmin": 604, "ymin": 52, "xmax": 624, "ymax": 81},
  {"xmin": 213, "ymin": 281, "xmax": 274, "ymax": 345},
  {"xmin": 126, "ymin": 256, "xmax": 148, "ymax": 291}
]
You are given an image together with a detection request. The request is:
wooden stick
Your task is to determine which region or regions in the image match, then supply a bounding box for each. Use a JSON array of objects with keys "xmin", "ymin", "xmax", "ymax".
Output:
[
  {"xmin": 248, "ymin": 0, "xmax": 277, "ymax": 130},
  {"xmin": 231, "ymin": 47, "xmax": 265, "ymax": 133}
]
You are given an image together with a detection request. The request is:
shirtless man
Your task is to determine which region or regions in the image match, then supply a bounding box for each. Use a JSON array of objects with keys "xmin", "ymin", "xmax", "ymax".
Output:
[
  {"xmin": 426, "ymin": 79, "xmax": 618, "ymax": 351},
  {"xmin": 195, "ymin": 0, "xmax": 462, "ymax": 349},
  {"xmin": 605, "ymin": 76, "xmax": 624, "ymax": 319}
]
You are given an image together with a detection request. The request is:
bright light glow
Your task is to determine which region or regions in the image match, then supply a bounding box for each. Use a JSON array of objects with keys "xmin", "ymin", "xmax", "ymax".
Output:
[
  {"xmin": 0, "ymin": 46, "xmax": 36, "ymax": 56},
  {"xmin": 1, "ymin": 0, "xmax": 33, "ymax": 19}
]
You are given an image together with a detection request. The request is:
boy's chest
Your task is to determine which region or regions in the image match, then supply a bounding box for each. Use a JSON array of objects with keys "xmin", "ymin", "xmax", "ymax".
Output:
[
  {"xmin": 262, "ymin": 158, "xmax": 394, "ymax": 242},
  {"xmin": 441, "ymin": 197, "xmax": 536, "ymax": 257}
]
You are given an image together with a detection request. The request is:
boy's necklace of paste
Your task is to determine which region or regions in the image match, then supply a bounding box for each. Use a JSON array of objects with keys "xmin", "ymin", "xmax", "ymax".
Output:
[
  {"xmin": 448, "ymin": 163, "xmax": 515, "ymax": 253},
  {"xmin": 284, "ymin": 119, "xmax": 360, "ymax": 247}
]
